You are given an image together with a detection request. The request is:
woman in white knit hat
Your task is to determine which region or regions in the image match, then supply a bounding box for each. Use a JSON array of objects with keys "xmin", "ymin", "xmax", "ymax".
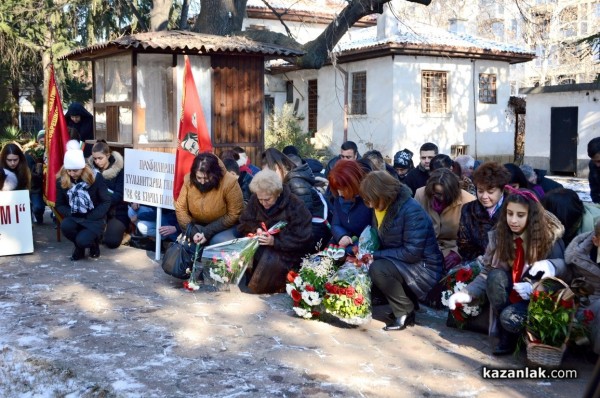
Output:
[{"xmin": 55, "ymin": 140, "xmax": 111, "ymax": 261}]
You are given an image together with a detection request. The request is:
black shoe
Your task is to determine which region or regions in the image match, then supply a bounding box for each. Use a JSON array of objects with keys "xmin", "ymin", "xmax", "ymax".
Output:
[
  {"xmin": 90, "ymin": 243, "xmax": 100, "ymax": 258},
  {"xmin": 492, "ymin": 330, "xmax": 518, "ymax": 356},
  {"xmin": 70, "ymin": 246, "xmax": 85, "ymax": 261},
  {"xmin": 383, "ymin": 311, "xmax": 415, "ymax": 331}
]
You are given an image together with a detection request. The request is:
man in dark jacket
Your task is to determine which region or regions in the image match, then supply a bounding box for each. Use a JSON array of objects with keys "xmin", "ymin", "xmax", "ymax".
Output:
[
  {"xmin": 403, "ymin": 142, "xmax": 438, "ymax": 195},
  {"xmin": 324, "ymin": 141, "xmax": 359, "ymax": 177},
  {"xmin": 533, "ymin": 168, "xmax": 563, "ymax": 194},
  {"xmin": 589, "ymin": 137, "xmax": 600, "ymax": 204}
]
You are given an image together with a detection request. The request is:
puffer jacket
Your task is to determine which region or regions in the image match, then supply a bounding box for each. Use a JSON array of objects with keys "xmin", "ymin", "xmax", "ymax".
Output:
[
  {"xmin": 457, "ymin": 197, "xmax": 503, "ymax": 261},
  {"xmin": 284, "ymin": 163, "xmax": 325, "ymax": 218},
  {"xmin": 88, "ymin": 151, "xmax": 128, "ymax": 227},
  {"xmin": 466, "ymin": 210, "xmax": 567, "ymax": 300},
  {"xmin": 565, "ymin": 231, "xmax": 600, "ymax": 354},
  {"xmin": 175, "ymin": 160, "xmax": 243, "ymax": 241},
  {"xmin": 372, "ymin": 184, "xmax": 444, "ymax": 301}
]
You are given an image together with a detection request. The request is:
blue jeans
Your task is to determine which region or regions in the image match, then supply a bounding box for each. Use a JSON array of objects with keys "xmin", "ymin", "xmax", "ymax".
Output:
[
  {"xmin": 31, "ymin": 192, "xmax": 45, "ymax": 223},
  {"xmin": 486, "ymin": 268, "xmax": 529, "ymax": 334},
  {"xmin": 128, "ymin": 205, "xmax": 179, "ymax": 241}
]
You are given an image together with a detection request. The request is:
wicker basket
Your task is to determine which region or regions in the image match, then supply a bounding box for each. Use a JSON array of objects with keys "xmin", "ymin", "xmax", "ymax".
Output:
[{"xmin": 525, "ymin": 332, "xmax": 567, "ymax": 367}]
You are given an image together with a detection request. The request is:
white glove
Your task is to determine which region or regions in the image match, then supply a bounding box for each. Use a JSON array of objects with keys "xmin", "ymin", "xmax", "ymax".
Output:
[
  {"xmin": 513, "ymin": 282, "xmax": 533, "ymax": 300},
  {"xmin": 448, "ymin": 292, "xmax": 472, "ymax": 310},
  {"xmin": 528, "ymin": 260, "xmax": 555, "ymax": 279}
]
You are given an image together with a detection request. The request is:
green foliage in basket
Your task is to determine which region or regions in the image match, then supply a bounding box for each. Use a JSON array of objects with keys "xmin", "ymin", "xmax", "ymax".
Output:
[{"xmin": 526, "ymin": 290, "xmax": 576, "ymax": 347}]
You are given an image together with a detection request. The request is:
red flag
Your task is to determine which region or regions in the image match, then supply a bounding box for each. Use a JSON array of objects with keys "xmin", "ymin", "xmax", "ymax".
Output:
[
  {"xmin": 43, "ymin": 64, "xmax": 70, "ymax": 207},
  {"xmin": 173, "ymin": 55, "xmax": 212, "ymax": 200}
]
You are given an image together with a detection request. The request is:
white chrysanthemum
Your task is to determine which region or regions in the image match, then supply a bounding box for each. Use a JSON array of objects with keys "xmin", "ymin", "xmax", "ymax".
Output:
[
  {"xmin": 293, "ymin": 307, "xmax": 312, "ymax": 318},
  {"xmin": 441, "ymin": 290, "xmax": 452, "ymax": 307},
  {"xmin": 209, "ymin": 268, "xmax": 227, "ymax": 284},
  {"xmin": 301, "ymin": 290, "xmax": 322, "ymax": 306},
  {"xmin": 286, "ymin": 284, "xmax": 294, "ymax": 296},
  {"xmin": 294, "ymin": 276, "xmax": 303, "ymax": 286}
]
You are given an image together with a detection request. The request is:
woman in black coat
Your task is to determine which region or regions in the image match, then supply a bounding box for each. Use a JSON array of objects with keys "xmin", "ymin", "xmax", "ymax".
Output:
[
  {"xmin": 262, "ymin": 148, "xmax": 330, "ymax": 251},
  {"xmin": 89, "ymin": 141, "xmax": 129, "ymax": 248},
  {"xmin": 237, "ymin": 169, "xmax": 313, "ymax": 294},
  {"xmin": 457, "ymin": 162, "xmax": 511, "ymax": 261},
  {"xmin": 56, "ymin": 141, "xmax": 111, "ymax": 261},
  {"xmin": 360, "ymin": 171, "xmax": 443, "ymax": 331}
]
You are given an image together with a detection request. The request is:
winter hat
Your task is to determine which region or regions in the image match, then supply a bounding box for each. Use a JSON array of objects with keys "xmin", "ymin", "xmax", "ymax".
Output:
[
  {"xmin": 393, "ymin": 148, "xmax": 414, "ymax": 169},
  {"xmin": 37, "ymin": 130, "xmax": 45, "ymax": 141},
  {"xmin": 63, "ymin": 140, "xmax": 85, "ymax": 170}
]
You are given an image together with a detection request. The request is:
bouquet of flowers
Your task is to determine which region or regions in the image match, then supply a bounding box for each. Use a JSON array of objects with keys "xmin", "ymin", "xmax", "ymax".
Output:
[
  {"xmin": 23, "ymin": 140, "xmax": 45, "ymax": 163},
  {"xmin": 441, "ymin": 260, "xmax": 483, "ymax": 327},
  {"xmin": 346, "ymin": 226, "xmax": 379, "ymax": 269},
  {"xmin": 286, "ymin": 252, "xmax": 338, "ymax": 319},
  {"xmin": 323, "ymin": 264, "xmax": 372, "ymax": 325},
  {"xmin": 183, "ymin": 221, "xmax": 287, "ymax": 291},
  {"xmin": 526, "ymin": 287, "xmax": 576, "ymax": 347}
]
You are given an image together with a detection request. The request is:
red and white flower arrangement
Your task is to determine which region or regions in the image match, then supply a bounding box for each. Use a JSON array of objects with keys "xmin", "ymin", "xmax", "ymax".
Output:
[{"xmin": 441, "ymin": 261, "xmax": 483, "ymax": 326}]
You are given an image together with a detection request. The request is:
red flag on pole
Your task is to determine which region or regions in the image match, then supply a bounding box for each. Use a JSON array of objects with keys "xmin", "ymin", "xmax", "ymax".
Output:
[
  {"xmin": 173, "ymin": 55, "xmax": 212, "ymax": 201},
  {"xmin": 44, "ymin": 64, "xmax": 70, "ymax": 207}
]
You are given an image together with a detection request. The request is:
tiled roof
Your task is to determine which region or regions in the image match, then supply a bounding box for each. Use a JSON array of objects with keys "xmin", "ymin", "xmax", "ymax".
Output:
[
  {"xmin": 336, "ymin": 22, "xmax": 534, "ymax": 56},
  {"xmin": 62, "ymin": 30, "xmax": 304, "ymax": 60}
]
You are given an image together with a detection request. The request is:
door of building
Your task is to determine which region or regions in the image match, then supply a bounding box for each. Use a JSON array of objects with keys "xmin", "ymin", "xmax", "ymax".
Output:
[{"xmin": 550, "ymin": 107, "xmax": 578, "ymax": 175}]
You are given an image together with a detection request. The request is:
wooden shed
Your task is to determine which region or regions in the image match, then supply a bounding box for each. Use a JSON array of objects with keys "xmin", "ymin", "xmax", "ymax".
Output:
[{"xmin": 62, "ymin": 30, "xmax": 304, "ymax": 162}]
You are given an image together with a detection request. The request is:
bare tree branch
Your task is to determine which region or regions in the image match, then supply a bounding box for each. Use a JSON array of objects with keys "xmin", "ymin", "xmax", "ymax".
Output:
[{"xmin": 260, "ymin": 0, "xmax": 293, "ymax": 38}]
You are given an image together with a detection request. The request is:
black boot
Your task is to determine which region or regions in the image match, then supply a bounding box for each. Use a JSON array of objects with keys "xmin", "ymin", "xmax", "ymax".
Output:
[
  {"xmin": 70, "ymin": 246, "xmax": 85, "ymax": 261},
  {"xmin": 493, "ymin": 328, "xmax": 518, "ymax": 356},
  {"xmin": 383, "ymin": 311, "xmax": 416, "ymax": 331},
  {"xmin": 90, "ymin": 241, "xmax": 100, "ymax": 258}
]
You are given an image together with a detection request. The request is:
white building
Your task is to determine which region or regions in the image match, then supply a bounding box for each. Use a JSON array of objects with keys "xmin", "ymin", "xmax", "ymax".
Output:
[
  {"xmin": 521, "ymin": 83, "xmax": 600, "ymax": 177},
  {"xmin": 266, "ymin": 5, "xmax": 534, "ymax": 161}
]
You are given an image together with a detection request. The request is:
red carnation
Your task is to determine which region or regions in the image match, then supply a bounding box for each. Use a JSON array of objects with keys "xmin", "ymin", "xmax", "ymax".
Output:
[
  {"xmin": 287, "ymin": 271, "xmax": 298, "ymax": 283},
  {"xmin": 354, "ymin": 296, "xmax": 364, "ymax": 306},
  {"xmin": 305, "ymin": 285, "xmax": 315, "ymax": 292},
  {"xmin": 559, "ymin": 299, "xmax": 574, "ymax": 309},
  {"xmin": 583, "ymin": 309, "xmax": 595, "ymax": 323},
  {"xmin": 324, "ymin": 282, "xmax": 333, "ymax": 292},
  {"xmin": 312, "ymin": 311, "xmax": 321, "ymax": 317},
  {"xmin": 455, "ymin": 268, "xmax": 473, "ymax": 282},
  {"xmin": 345, "ymin": 286, "xmax": 355, "ymax": 297},
  {"xmin": 531, "ymin": 290, "xmax": 540, "ymax": 301},
  {"xmin": 291, "ymin": 289, "xmax": 302, "ymax": 302}
]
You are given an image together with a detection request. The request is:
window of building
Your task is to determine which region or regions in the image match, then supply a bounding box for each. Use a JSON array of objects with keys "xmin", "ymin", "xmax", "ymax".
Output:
[
  {"xmin": 286, "ymin": 81, "xmax": 294, "ymax": 104},
  {"xmin": 479, "ymin": 73, "xmax": 497, "ymax": 104},
  {"xmin": 351, "ymin": 71, "xmax": 367, "ymax": 115},
  {"xmin": 421, "ymin": 71, "xmax": 448, "ymax": 114},
  {"xmin": 308, "ymin": 79, "xmax": 318, "ymax": 134}
]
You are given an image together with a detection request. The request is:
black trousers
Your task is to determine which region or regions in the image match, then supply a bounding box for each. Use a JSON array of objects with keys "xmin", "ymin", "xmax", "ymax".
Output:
[
  {"xmin": 369, "ymin": 258, "xmax": 415, "ymax": 318},
  {"xmin": 103, "ymin": 218, "xmax": 127, "ymax": 248},
  {"xmin": 61, "ymin": 218, "xmax": 100, "ymax": 249}
]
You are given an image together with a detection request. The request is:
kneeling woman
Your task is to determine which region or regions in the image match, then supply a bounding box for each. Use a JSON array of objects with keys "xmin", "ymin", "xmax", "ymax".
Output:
[
  {"xmin": 56, "ymin": 141, "xmax": 111, "ymax": 260},
  {"xmin": 360, "ymin": 171, "xmax": 444, "ymax": 331},
  {"xmin": 238, "ymin": 169, "xmax": 313, "ymax": 294}
]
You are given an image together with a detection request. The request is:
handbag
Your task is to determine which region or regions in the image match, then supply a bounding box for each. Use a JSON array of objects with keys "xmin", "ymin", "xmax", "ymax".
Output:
[{"xmin": 161, "ymin": 224, "xmax": 204, "ymax": 279}]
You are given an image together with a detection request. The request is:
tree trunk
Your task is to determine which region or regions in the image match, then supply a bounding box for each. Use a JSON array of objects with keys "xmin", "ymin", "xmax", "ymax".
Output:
[
  {"xmin": 179, "ymin": 0, "xmax": 190, "ymax": 29},
  {"xmin": 193, "ymin": 0, "xmax": 246, "ymax": 35},
  {"xmin": 150, "ymin": 0, "xmax": 172, "ymax": 31}
]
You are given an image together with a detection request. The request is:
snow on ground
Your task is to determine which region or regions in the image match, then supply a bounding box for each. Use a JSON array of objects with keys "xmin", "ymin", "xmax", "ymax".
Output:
[{"xmin": 549, "ymin": 176, "xmax": 591, "ymax": 202}]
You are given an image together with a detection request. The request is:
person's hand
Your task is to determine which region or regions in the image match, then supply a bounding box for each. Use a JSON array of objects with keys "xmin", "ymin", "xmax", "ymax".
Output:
[
  {"xmin": 448, "ymin": 292, "xmax": 472, "ymax": 310},
  {"xmin": 528, "ymin": 260, "xmax": 555, "ymax": 279},
  {"xmin": 338, "ymin": 236, "xmax": 353, "ymax": 247},
  {"xmin": 193, "ymin": 232, "xmax": 207, "ymax": 245},
  {"xmin": 258, "ymin": 232, "xmax": 274, "ymax": 246},
  {"xmin": 513, "ymin": 282, "xmax": 533, "ymax": 300},
  {"xmin": 159, "ymin": 225, "xmax": 177, "ymax": 236},
  {"xmin": 130, "ymin": 203, "xmax": 140, "ymax": 211}
]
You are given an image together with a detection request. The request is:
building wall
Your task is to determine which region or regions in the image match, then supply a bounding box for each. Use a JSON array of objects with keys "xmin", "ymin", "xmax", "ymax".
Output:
[
  {"xmin": 523, "ymin": 89, "xmax": 600, "ymax": 177},
  {"xmin": 278, "ymin": 55, "xmax": 516, "ymax": 161}
]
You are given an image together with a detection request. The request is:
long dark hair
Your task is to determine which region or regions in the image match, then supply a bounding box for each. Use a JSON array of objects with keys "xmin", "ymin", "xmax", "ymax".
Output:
[
  {"xmin": 542, "ymin": 188, "xmax": 584, "ymax": 246},
  {"xmin": 0, "ymin": 143, "xmax": 30, "ymax": 190},
  {"xmin": 190, "ymin": 153, "xmax": 223, "ymax": 191}
]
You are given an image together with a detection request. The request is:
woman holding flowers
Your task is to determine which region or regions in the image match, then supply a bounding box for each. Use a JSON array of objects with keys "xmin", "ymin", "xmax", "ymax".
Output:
[
  {"xmin": 327, "ymin": 159, "xmax": 372, "ymax": 255},
  {"xmin": 360, "ymin": 171, "xmax": 443, "ymax": 331},
  {"xmin": 449, "ymin": 186, "xmax": 567, "ymax": 355},
  {"xmin": 238, "ymin": 169, "xmax": 312, "ymax": 294},
  {"xmin": 457, "ymin": 162, "xmax": 511, "ymax": 261},
  {"xmin": 565, "ymin": 219, "xmax": 600, "ymax": 355},
  {"xmin": 176, "ymin": 153, "xmax": 243, "ymax": 245}
]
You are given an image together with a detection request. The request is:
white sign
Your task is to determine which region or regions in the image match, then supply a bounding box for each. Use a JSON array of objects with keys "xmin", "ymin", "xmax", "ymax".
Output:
[
  {"xmin": 124, "ymin": 149, "xmax": 176, "ymax": 210},
  {"xmin": 0, "ymin": 190, "xmax": 33, "ymax": 256}
]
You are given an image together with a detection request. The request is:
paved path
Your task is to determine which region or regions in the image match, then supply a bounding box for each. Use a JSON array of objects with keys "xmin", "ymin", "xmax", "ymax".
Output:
[{"xmin": 0, "ymin": 223, "xmax": 595, "ymax": 397}]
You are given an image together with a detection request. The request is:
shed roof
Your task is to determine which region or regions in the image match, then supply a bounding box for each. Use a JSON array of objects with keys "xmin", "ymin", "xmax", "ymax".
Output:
[
  {"xmin": 62, "ymin": 30, "xmax": 305, "ymax": 61},
  {"xmin": 520, "ymin": 83, "xmax": 600, "ymax": 95}
]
